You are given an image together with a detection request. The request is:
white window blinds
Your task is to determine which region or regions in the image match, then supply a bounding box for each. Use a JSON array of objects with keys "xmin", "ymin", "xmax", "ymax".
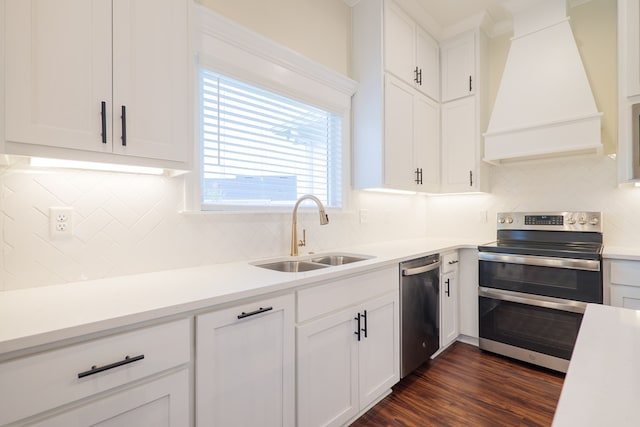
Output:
[{"xmin": 200, "ymin": 69, "xmax": 343, "ymax": 208}]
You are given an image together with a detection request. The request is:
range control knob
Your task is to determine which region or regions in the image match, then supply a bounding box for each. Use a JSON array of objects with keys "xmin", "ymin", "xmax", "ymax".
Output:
[
  {"xmin": 498, "ymin": 217, "xmax": 506, "ymax": 224},
  {"xmin": 567, "ymin": 217, "xmax": 576, "ymax": 225},
  {"xmin": 506, "ymin": 217, "xmax": 514, "ymax": 224},
  {"xmin": 578, "ymin": 216, "xmax": 587, "ymax": 225},
  {"xmin": 590, "ymin": 217, "xmax": 600, "ymax": 226}
]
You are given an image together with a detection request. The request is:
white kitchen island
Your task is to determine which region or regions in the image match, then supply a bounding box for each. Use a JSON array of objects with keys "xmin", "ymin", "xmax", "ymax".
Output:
[{"xmin": 553, "ymin": 303, "xmax": 640, "ymax": 426}]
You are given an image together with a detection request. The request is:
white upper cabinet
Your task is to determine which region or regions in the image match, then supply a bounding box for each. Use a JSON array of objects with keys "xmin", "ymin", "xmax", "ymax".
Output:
[
  {"xmin": 441, "ymin": 96, "xmax": 478, "ymax": 192},
  {"xmin": 618, "ymin": 0, "xmax": 640, "ymax": 182},
  {"xmin": 4, "ymin": 0, "xmax": 189, "ymax": 165},
  {"xmin": 623, "ymin": 0, "xmax": 640, "ymax": 98},
  {"xmin": 352, "ymin": 0, "xmax": 440, "ymax": 192},
  {"xmin": 441, "ymin": 33, "xmax": 476, "ymax": 102},
  {"xmin": 384, "ymin": 0, "xmax": 439, "ymax": 101},
  {"xmin": 384, "ymin": 75, "xmax": 440, "ymax": 191},
  {"xmin": 440, "ymin": 30, "xmax": 490, "ymax": 193},
  {"xmin": 416, "ymin": 26, "xmax": 440, "ymax": 101}
]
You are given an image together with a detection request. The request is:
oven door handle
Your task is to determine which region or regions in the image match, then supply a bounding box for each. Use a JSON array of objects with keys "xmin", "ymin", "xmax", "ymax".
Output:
[
  {"xmin": 479, "ymin": 287, "xmax": 587, "ymax": 314},
  {"xmin": 478, "ymin": 252, "xmax": 600, "ymax": 272},
  {"xmin": 402, "ymin": 261, "xmax": 440, "ymax": 276}
]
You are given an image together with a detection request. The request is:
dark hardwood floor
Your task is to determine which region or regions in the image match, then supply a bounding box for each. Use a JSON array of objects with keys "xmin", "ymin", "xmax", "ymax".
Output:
[{"xmin": 351, "ymin": 342, "xmax": 565, "ymax": 427}]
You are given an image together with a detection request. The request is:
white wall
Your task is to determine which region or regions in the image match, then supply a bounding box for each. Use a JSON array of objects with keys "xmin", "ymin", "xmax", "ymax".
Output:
[
  {"xmin": 0, "ymin": 160, "xmax": 428, "ymax": 290},
  {"xmin": 196, "ymin": 0, "xmax": 352, "ymax": 77},
  {"xmin": 425, "ymin": 154, "xmax": 640, "ymax": 249}
]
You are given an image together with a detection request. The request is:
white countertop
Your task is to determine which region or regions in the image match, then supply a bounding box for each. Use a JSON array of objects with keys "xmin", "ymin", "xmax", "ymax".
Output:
[
  {"xmin": 0, "ymin": 238, "xmax": 478, "ymax": 358},
  {"xmin": 553, "ymin": 304, "xmax": 640, "ymax": 426},
  {"xmin": 603, "ymin": 246, "xmax": 640, "ymax": 261}
]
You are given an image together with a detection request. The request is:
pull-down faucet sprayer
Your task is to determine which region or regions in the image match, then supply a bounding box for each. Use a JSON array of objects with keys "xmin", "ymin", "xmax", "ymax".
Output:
[{"xmin": 290, "ymin": 195, "xmax": 329, "ymax": 256}]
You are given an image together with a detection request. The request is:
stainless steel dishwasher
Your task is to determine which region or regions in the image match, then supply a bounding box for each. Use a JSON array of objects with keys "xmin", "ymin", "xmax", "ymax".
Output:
[{"xmin": 400, "ymin": 254, "xmax": 440, "ymax": 378}]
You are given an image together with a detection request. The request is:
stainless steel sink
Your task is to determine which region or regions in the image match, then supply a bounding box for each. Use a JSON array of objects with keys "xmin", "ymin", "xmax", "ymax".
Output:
[
  {"xmin": 253, "ymin": 252, "xmax": 373, "ymax": 272},
  {"xmin": 255, "ymin": 260, "xmax": 328, "ymax": 273},
  {"xmin": 309, "ymin": 254, "xmax": 371, "ymax": 266}
]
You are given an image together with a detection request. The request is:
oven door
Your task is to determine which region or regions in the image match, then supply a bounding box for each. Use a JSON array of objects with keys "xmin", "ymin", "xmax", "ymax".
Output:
[
  {"xmin": 479, "ymin": 287, "xmax": 586, "ymax": 371},
  {"xmin": 478, "ymin": 252, "xmax": 602, "ymax": 303}
]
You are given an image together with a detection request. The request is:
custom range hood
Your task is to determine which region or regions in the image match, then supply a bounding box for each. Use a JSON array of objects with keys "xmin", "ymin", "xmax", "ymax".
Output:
[{"xmin": 483, "ymin": 0, "xmax": 602, "ymax": 163}]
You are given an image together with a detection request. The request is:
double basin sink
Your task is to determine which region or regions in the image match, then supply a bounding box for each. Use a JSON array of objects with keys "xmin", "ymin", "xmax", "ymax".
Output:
[{"xmin": 253, "ymin": 253, "xmax": 373, "ymax": 272}]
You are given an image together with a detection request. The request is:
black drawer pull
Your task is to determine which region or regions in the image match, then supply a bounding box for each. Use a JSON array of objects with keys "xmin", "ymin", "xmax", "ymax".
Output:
[
  {"xmin": 238, "ymin": 306, "xmax": 273, "ymax": 319},
  {"xmin": 78, "ymin": 354, "xmax": 144, "ymax": 379}
]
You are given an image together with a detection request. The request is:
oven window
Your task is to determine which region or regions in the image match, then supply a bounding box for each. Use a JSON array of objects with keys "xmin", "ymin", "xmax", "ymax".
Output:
[
  {"xmin": 479, "ymin": 261, "xmax": 602, "ymax": 303},
  {"xmin": 479, "ymin": 297, "xmax": 582, "ymax": 360}
]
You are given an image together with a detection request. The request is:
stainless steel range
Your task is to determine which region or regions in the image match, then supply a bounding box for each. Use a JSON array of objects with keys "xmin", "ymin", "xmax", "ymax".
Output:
[{"xmin": 477, "ymin": 211, "xmax": 603, "ymax": 373}]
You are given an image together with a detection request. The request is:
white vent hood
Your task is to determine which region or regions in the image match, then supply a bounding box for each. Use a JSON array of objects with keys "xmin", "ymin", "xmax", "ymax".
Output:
[{"xmin": 483, "ymin": 0, "xmax": 602, "ymax": 163}]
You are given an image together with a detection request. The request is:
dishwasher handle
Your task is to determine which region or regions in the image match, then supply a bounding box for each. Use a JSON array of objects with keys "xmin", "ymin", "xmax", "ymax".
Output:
[{"xmin": 402, "ymin": 261, "xmax": 440, "ymax": 276}]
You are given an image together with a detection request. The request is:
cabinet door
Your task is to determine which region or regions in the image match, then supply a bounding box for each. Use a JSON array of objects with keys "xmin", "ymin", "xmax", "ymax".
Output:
[
  {"xmin": 384, "ymin": 75, "xmax": 416, "ymax": 191},
  {"xmin": 384, "ymin": 1, "xmax": 415, "ymax": 86},
  {"xmin": 440, "ymin": 271, "xmax": 459, "ymax": 349},
  {"xmin": 196, "ymin": 294, "xmax": 295, "ymax": 427},
  {"xmin": 441, "ymin": 96, "xmax": 477, "ymax": 193},
  {"xmin": 27, "ymin": 369, "xmax": 190, "ymax": 427},
  {"xmin": 112, "ymin": 0, "xmax": 189, "ymax": 162},
  {"xmin": 625, "ymin": 0, "xmax": 640, "ymax": 97},
  {"xmin": 297, "ymin": 308, "xmax": 359, "ymax": 427},
  {"xmin": 4, "ymin": 0, "xmax": 113, "ymax": 152},
  {"xmin": 358, "ymin": 292, "xmax": 399, "ymax": 409},
  {"xmin": 414, "ymin": 93, "xmax": 440, "ymax": 191},
  {"xmin": 416, "ymin": 27, "xmax": 439, "ymax": 101},
  {"xmin": 611, "ymin": 285, "xmax": 640, "ymax": 309},
  {"xmin": 441, "ymin": 33, "xmax": 475, "ymax": 102}
]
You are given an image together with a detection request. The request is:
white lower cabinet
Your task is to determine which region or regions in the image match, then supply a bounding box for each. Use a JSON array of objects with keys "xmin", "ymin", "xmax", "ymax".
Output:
[
  {"xmin": 296, "ymin": 267, "xmax": 399, "ymax": 427},
  {"xmin": 607, "ymin": 259, "xmax": 640, "ymax": 309},
  {"xmin": 458, "ymin": 248, "xmax": 480, "ymax": 339},
  {"xmin": 26, "ymin": 369, "xmax": 190, "ymax": 427},
  {"xmin": 440, "ymin": 251, "xmax": 459, "ymax": 349},
  {"xmin": 196, "ymin": 293, "xmax": 295, "ymax": 427},
  {"xmin": 0, "ymin": 318, "xmax": 192, "ymax": 426}
]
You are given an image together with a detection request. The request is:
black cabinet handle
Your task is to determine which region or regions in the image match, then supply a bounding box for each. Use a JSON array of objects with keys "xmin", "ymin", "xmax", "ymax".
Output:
[
  {"xmin": 78, "ymin": 354, "xmax": 144, "ymax": 379},
  {"xmin": 414, "ymin": 168, "xmax": 423, "ymax": 185},
  {"xmin": 354, "ymin": 312, "xmax": 361, "ymax": 341},
  {"xmin": 417, "ymin": 68, "xmax": 422, "ymax": 86},
  {"xmin": 361, "ymin": 310, "xmax": 368, "ymax": 338},
  {"xmin": 448, "ymin": 260, "xmax": 459, "ymax": 265},
  {"xmin": 469, "ymin": 75, "xmax": 473, "ymax": 92},
  {"xmin": 121, "ymin": 105, "xmax": 127, "ymax": 146},
  {"xmin": 414, "ymin": 66, "xmax": 419, "ymax": 84},
  {"xmin": 469, "ymin": 170, "xmax": 473, "ymax": 187},
  {"xmin": 237, "ymin": 306, "xmax": 273, "ymax": 319},
  {"xmin": 445, "ymin": 279, "xmax": 450, "ymax": 297},
  {"xmin": 100, "ymin": 101, "xmax": 107, "ymax": 144}
]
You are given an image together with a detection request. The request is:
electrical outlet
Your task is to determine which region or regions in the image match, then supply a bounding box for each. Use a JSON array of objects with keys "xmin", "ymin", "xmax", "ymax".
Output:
[
  {"xmin": 50, "ymin": 207, "xmax": 74, "ymax": 238},
  {"xmin": 359, "ymin": 209, "xmax": 369, "ymax": 224}
]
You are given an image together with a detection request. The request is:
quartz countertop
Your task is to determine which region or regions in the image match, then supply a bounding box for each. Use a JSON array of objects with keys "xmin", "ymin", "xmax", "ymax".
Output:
[
  {"xmin": 603, "ymin": 246, "xmax": 640, "ymax": 261},
  {"xmin": 553, "ymin": 303, "xmax": 640, "ymax": 426},
  {"xmin": 0, "ymin": 238, "xmax": 480, "ymax": 358}
]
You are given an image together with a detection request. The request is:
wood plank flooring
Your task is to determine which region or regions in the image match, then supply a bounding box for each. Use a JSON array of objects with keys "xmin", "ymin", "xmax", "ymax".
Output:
[{"xmin": 351, "ymin": 342, "xmax": 565, "ymax": 427}]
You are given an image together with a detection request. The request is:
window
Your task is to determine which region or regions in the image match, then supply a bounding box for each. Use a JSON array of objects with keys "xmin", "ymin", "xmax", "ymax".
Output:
[{"xmin": 199, "ymin": 69, "xmax": 343, "ymax": 209}]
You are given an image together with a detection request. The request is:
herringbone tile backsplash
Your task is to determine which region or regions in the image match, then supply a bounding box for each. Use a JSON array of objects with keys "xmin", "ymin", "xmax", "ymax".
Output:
[{"xmin": 1, "ymin": 154, "xmax": 637, "ymax": 291}]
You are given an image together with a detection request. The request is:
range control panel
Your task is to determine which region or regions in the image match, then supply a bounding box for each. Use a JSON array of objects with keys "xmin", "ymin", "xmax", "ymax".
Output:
[
  {"xmin": 497, "ymin": 211, "xmax": 602, "ymax": 232},
  {"xmin": 524, "ymin": 215, "xmax": 564, "ymax": 226}
]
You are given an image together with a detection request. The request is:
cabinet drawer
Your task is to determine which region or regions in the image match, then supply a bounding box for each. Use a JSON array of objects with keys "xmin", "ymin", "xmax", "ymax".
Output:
[
  {"xmin": 441, "ymin": 251, "xmax": 459, "ymax": 274},
  {"xmin": 610, "ymin": 260, "xmax": 640, "ymax": 287},
  {"xmin": 297, "ymin": 266, "xmax": 398, "ymax": 323},
  {"xmin": 0, "ymin": 318, "xmax": 191, "ymax": 425}
]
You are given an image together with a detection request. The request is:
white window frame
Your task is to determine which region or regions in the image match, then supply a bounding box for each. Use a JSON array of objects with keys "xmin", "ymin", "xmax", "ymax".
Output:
[{"xmin": 187, "ymin": 5, "xmax": 357, "ymax": 212}]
